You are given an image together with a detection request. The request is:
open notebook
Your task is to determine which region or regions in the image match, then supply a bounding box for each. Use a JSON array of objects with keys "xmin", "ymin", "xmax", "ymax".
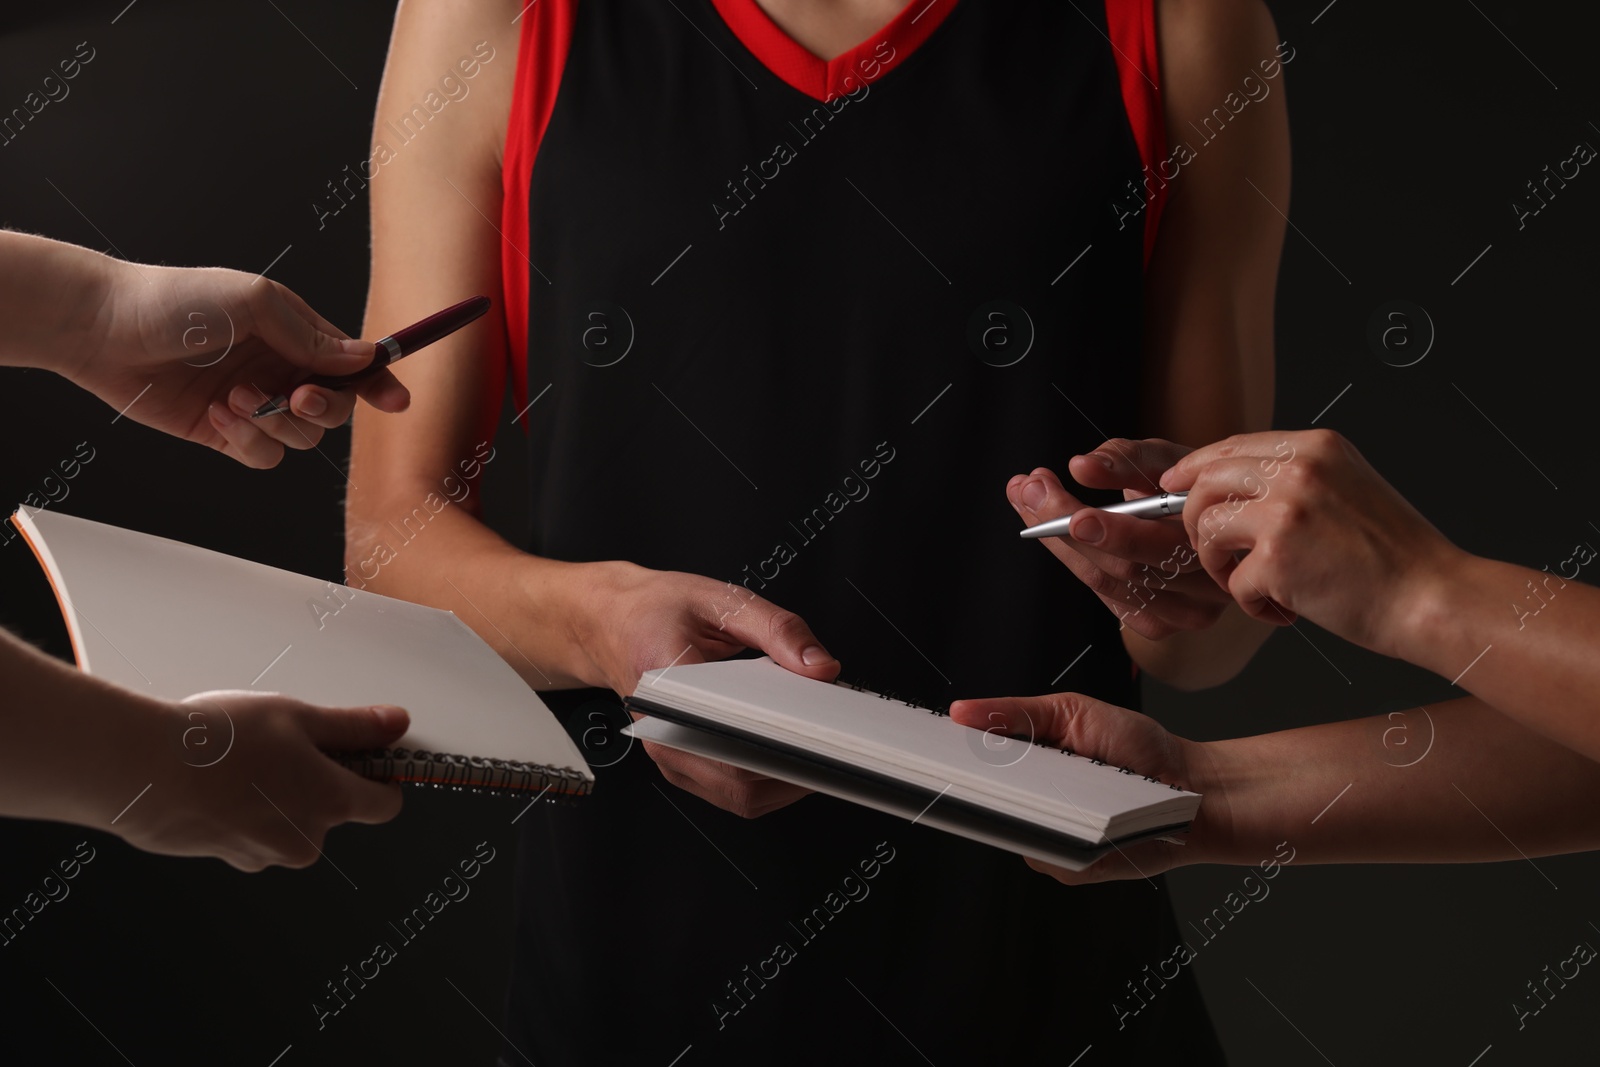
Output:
[
  {"xmin": 11, "ymin": 507, "xmax": 592, "ymax": 796},
  {"xmin": 625, "ymin": 657, "xmax": 1200, "ymax": 871}
]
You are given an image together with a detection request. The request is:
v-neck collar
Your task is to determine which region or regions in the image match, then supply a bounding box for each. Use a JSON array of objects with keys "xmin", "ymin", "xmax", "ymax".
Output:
[{"xmin": 707, "ymin": 0, "xmax": 960, "ymax": 101}]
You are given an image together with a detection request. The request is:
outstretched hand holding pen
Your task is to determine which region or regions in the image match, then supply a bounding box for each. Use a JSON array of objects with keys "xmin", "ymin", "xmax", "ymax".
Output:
[{"xmin": 1, "ymin": 230, "xmax": 413, "ymax": 467}]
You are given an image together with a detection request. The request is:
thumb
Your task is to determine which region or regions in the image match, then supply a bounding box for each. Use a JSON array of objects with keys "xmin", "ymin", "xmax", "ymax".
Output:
[
  {"xmin": 252, "ymin": 282, "xmax": 374, "ymax": 374},
  {"xmin": 1007, "ymin": 467, "xmax": 1084, "ymax": 525},
  {"xmin": 714, "ymin": 598, "xmax": 840, "ymax": 682},
  {"xmin": 299, "ymin": 704, "xmax": 411, "ymax": 752},
  {"xmin": 951, "ymin": 693, "xmax": 1165, "ymax": 768},
  {"xmin": 950, "ymin": 696, "xmax": 1039, "ymax": 740}
]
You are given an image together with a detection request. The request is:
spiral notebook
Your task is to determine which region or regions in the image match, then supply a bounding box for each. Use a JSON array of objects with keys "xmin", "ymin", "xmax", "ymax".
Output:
[
  {"xmin": 625, "ymin": 658, "xmax": 1200, "ymax": 871},
  {"xmin": 10, "ymin": 507, "xmax": 592, "ymax": 797}
]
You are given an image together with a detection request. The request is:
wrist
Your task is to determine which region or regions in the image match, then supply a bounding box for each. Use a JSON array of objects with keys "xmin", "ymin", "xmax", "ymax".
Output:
[
  {"xmin": 0, "ymin": 233, "xmax": 125, "ymax": 376},
  {"xmin": 1376, "ymin": 545, "xmax": 1485, "ymax": 667},
  {"xmin": 52, "ymin": 683, "xmax": 172, "ymax": 835},
  {"xmin": 53, "ymin": 247, "xmax": 129, "ymax": 382},
  {"xmin": 1182, "ymin": 734, "xmax": 1262, "ymax": 866},
  {"xmin": 530, "ymin": 557, "xmax": 644, "ymax": 690}
]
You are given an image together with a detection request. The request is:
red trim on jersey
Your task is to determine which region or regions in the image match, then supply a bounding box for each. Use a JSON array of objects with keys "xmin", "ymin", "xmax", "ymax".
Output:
[
  {"xmin": 709, "ymin": 0, "xmax": 959, "ymax": 102},
  {"xmin": 1105, "ymin": 0, "xmax": 1166, "ymax": 265},
  {"xmin": 502, "ymin": 0, "xmax": 579, "ymax": 424}
]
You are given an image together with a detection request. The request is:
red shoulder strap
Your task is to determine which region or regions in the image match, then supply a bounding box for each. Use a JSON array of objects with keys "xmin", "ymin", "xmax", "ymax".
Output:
[
  {"xmin": 502, "ymin": 0, "xmax": 579, "ymax": 425},
  {"xmin": 1104, "ymin": 0, "xmax": 1166, "ymax": 265}
]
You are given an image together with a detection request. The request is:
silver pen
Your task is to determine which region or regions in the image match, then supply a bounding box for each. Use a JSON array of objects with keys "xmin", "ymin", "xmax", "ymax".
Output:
[{"xmin": 1019, "ymin": 492, "xmax": 1188, "ymax": 539}]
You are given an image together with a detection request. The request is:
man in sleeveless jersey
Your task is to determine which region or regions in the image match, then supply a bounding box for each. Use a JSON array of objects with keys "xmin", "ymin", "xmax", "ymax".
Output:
[{"xmin": 348, "ymin": 0, "xmax": 1288, "ymax": 1060}]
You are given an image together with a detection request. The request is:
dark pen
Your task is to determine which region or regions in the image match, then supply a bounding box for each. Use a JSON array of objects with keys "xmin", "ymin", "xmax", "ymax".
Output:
[{"xmin": 251, "ymin": 295, "xmax": 492, "ymax": 418}]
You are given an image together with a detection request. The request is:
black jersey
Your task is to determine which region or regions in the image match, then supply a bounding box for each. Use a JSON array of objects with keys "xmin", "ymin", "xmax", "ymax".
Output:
[{"xmin": 496, "ymin": 0, "xmax": 1219, "ymax": 1061}]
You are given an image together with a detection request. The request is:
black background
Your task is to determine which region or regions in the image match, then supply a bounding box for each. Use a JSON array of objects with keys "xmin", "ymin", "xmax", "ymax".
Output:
[{"xmin": 1, "ymin": 1, "xmax": 1597, "ymax": 1063}]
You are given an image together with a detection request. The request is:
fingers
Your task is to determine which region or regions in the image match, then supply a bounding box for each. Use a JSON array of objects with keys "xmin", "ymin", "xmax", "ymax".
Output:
[
  {"xmin": 950, "ymin": 692, "xmax": 1178, "ymax": 783},
  {"xmin": 950, "ymin": 693, "xmax": 1119, "ymax": 754},
  {"xmin": 1161, "ymin": 431, "xmax": 1303, "ymax": 492},
  {"xmin": 238, "ymin": 280, "xmax": 384, "ymax": 434},
  {"xmin": 950, "ymin": 696, "xmax": 1039, "ymax": 742},
  {"xmin": 351, "ymin": 368, "xmax": 411, "ymax": 414},
  {"xmin": 952, "ymin": 694, "xmax": 1091, "ymax": 751},
  {"xmin": 1066, "ymin": 438, "xmax": 1191, "ymax": 493},
  {"xmin": 227, "ymin": 384, "xmax": 330, "ymax": 452},
  {"xmin": 1008, "ymin": 466, "xmax": 1085, "ymax": 530},
  {"xmin": 953, "ymin": 696, "xmax": 1192, "ymax": 886},
  {"xmin": 644, "ymin": 740, "xmax": 812, "ymax": 818},
  {"xmin": 1179, "ymin": 456, "xmax": 1278, "ymax": 608},
  {"xmin": 1023, "ymin": 839, "xmax": 1180, "ymax": 886},
  {"xmin": 286, "ymin": 384, "xmax": 354, "ymax": 428},
  {"xmin": 277, "ymin": 369, "xmax": 409, "ymax": 430},
  {"xmin": 291, "ymin": 703, "xmax": 411, "ymax": 829},
  {"xmin": 146, "ymin": 695, "xmax": 409, "ymax": 869},
  {"xmin": 207, "ymin": 401, "xmax": 286, "ymax": 469},
  {"xmin": 1061, "ymin": 507, "xmax": 1197, "ymax": 570},
  {"xmin": 1008, "ymin": 468, "xmax": 1200, "ymax": 569},
  {"xmin": 1230, "ymin": 566, "xmax": 1297, "ymax": 625},
  {"xmin": 708, "ymin": 595, "xmax": 840, "ymax": 682},
  {"xmin": 338, "ymin": 780, "xmax": 406, "ymax": 826},
  {"xmin": 1006, "ymin": 469, "xmax": 1230, "ymax": 637}
]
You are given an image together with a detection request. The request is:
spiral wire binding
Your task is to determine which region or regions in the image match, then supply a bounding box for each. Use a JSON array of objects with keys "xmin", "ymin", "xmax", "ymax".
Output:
[
  {"xmin": 833, "ymin": 675, "xmax": 950, "ymax": 717},
  {"xmin": 833, "ymin": 676, "xmax": 1183, "ymax": 792},
  {"xmin": 338, "ymin": 747, "xmax": 592, "ymax": 799}
]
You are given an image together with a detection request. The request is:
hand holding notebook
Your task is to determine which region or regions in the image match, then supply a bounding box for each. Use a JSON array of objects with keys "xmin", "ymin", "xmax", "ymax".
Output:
[
  {"xmin": 558, "ymin": 564, "xmax": 842, "ymax": 817},
  {"xmin": 0, "ymin": 619, "xmax": 415, "ymax": 871},
  {"xmin": 624, "ymin": 657, "xmax": 1201, "ymax": 872},
  {"xmin": 948, "ymin": 691, "xmax": 1206, "ymax": 884},
  {"xmin": 11, "ymin": 507, "xmax": 594, "ymax": 799}
]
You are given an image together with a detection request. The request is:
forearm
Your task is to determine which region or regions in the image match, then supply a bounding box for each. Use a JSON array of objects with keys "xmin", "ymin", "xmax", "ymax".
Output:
[
  {"xmin": 1129, "ymin": 0, "xmax": 1284, "ymax": 690},
  {"xmin": 1385, "ymin": 553, "xmax": 1600, "ymax": 762},
  {"xmin": 349, "ymin": 0, "xmax": 552, "ymax": 676},
  {"xmin": 0, "ymin": 628, "xmax": 157, "ymax": 830},
  {"xmin": 0, "ymin": 232, "xmax": 120, "ymax": 373},
  {"xmin": 1199, "ymin": 695, "xmax": 1600, "ymax": 864},
  {"xmin": 1123, "ymin": 603, "xmax": 1274, "ymax": 689},
  {"xmin": 344, "ymin": 486, "xmax": 601, "ymax": 690}
]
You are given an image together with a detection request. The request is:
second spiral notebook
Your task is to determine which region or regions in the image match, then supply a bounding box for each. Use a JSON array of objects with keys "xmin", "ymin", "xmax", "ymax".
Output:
[{"xmin": 625, "ymin": 658, "xmax": 1201, "ymax": 871}]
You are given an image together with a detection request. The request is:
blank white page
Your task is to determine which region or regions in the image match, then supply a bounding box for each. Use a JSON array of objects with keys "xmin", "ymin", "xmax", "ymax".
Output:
[{"xmin": 14, "ymin": 507, "xmax": 590, "ymax": 787}]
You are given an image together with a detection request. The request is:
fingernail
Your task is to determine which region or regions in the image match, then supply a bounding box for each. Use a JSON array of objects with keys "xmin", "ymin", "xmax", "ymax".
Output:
[
  {"xmin": 339, "ymin": 338, "xmax": 376, "ymax": 356},
  {"xmin": 209, "ymin": 402, "xmax": 237, "ymax": 427},
  {"xmin": 1020, "ymin": 479, "xmax": 1046, "ymax": 511},
  {"xmin": 227, "ymin": 386, "xmax": 261, "ymax": 417},
  {"xmin": 1071, "ymin": 512, "xmax": 1105, "ymax": 544},
  {"xmin": 800, "ymin": 645, "xmax": 835, "ymax": 666},
  {"xmin": 370, "ymin": 705, "xmax": 408, "ymax": 728},
  {"xmin": 1158, "ymin": 468, "xmax": 1178, "ymax": 491},
  {"xmin": 1089, "ymin": 452, "xmax": 1114, "ymax": 470},
  {"xmin": 295, "ymin": 391, "xmax": 328, "ymax": 418}
]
